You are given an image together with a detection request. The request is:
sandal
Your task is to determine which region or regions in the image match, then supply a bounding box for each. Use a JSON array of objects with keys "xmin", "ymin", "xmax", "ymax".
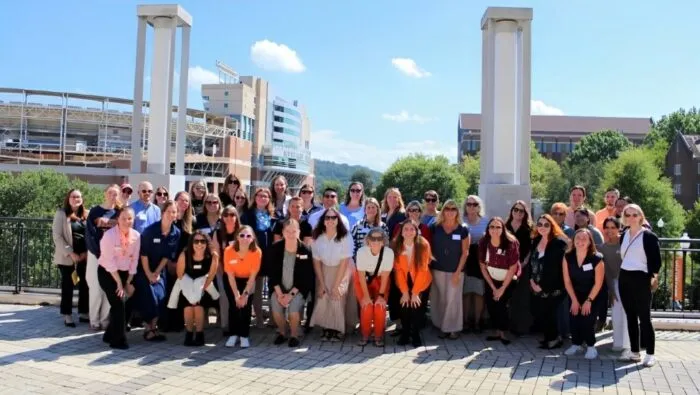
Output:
[
  {"xmin": 448, "ymin": 332, "xmax": 460, "ymax": 340},
  {"xmin": 375, "ymin": 339, "xmax": 384, "ymax": 347},
  {"xmin": 143, "ymin": 329, "xmax": 157, "ymax": 341},
  {"xmin": 357, "ymin": 338, "xmax": 368, "ymax": 346}
]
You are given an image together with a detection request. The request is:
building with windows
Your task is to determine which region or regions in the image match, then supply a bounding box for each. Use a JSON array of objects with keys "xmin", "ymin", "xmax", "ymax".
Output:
[
  {"xmin": 458, "ymin": 114, "xmax": 652, "ymax": 163},
  {"xmin": 202, "ymin": 68, "xmax": 313, "ymax": 192},
  {"xmin": 666, "ymin": 132, "xmax": 700, "ymax": 209}
]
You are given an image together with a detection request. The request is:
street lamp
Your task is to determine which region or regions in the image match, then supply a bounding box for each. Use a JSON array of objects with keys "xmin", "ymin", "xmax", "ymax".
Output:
[
  {"xmin": 657, "ymin": 218, "xmax": 665, "ymax": 229},
  {"xmin": 681, "ymin": 232, "xmax": 691, "ymax": 250}
]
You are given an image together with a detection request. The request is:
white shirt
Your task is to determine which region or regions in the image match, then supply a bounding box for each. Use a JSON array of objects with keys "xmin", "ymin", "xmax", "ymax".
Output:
[
  {"xmin": 308, "ymin": 207, "xmax": 350, "ymax": 231},
  {"xmin": 356, "ymin": 246, "xmax": 394, "ymax": 274},
  {"xmin": 311, "ymin": 234, "xmax": 352, "ymax": 267},
  {"xmin": 620, "ymin": 229, "xmax": 648, "ymax": 273}
]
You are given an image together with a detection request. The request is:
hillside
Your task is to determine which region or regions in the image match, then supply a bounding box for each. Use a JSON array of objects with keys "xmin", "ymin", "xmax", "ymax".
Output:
[{"xmin": 313, "ymin": 159, "xmax": 382, "ymax": 189}]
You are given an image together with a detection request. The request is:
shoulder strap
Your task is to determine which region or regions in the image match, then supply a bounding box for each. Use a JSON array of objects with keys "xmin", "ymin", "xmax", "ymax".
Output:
[
  {"xmin": 371, "ymin": 247, "xmax": 385, "ymax": 278},
  {"xmin": 621, "ymin": 229, "xmax": 645, "ymax": 259}
]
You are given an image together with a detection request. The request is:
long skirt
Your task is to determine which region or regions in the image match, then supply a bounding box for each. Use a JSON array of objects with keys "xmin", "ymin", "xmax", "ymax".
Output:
[
  {"xmin": 310, "ymin": 264, "xmax": 349, "ymax": 333},
  {"xmin": 430, "ymin": 270, "xmax": 463, "ymax": 333},
  {"xmin": 509, "ymin": 268, "xmax": 533, "ymax": 334},
  {"xmin": 344, "ymin": 261, "xmax": 359, "ymax": 332}
]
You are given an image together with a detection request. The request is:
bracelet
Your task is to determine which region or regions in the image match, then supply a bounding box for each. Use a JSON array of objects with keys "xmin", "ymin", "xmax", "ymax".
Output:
[
  {"xmin": 586, "ymin": 297, "xmax": 593, "ymax": 303},
  {"xmin": 243, "ymin": 290, "xmax": 249, "ymax": 296}
]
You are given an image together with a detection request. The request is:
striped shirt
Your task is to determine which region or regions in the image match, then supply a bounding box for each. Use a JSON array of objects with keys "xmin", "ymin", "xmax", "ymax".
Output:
[{"xmin": 350, "ymin": 219, "xmax": 389, "ymax": 258}]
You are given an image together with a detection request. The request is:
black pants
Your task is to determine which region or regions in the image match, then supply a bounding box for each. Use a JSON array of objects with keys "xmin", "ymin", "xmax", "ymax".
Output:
[
  {"xmin": 596, "ymin": 282, "xmax": 609, "ymax": 323},
  {"xmin": 97, "ymin": 266, "xmax": 128, "ymax": 346},
  {"xmin": 538, "ymin": 294, "xmax": 564, "ymax": 342},
  {"xmin": 400, "ymin": 299, "xmax": 425, "ymax": 339},
  {"xmin": 484, "ymin": 281, "xmax": 513, "ymax": 331},
  {"xmin": 304, "ymin": 279, "xmax": 316, "ymax": 328},
  {"xmin": 59, "ymin": 261, "xmax": 89, "ymax": 315},
  {"xmin": 162, "ymin": 270, "xmax": 184, "ymax": 332},
  {"xmin": 388, "ymin": 270, "xmax": 401, "ymax": 321},
  {"xmin": 570, "ymin": 296, "xmax": 596, "ymax": 346},
  {"xmin": 619, "ymin": 269, "xmax": 655, "ymax": 354},
  {"xmin": 224, "ymin": 276, "xmax": 253, "ymax": 338}
]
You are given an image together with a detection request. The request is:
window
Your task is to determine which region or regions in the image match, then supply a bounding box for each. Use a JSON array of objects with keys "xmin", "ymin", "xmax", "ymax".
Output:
[
  {"xmin": 697, "ymin": 183, "xmax": 700, "ymax": 196},
  {"xmin": 224, "ymin": 91, "xmax": 229, "ymax": 96},
  {"xmin": 697, "ymin": 162, "xmax": 700, "ymax": 175},
  {"xmin": 674, "ymin": 184, "xmax": 682, "ymax": 195},
  {"xmin": 674, "ymin": 164, "xmax": 681, "ymax": 176},
  {"xmin": 202, "ymin": 95, "xmax": 209, "ymax": 100},
  {"xmin": 224, "ymin": 103, "xmax": 228, "ymax": 109},
  {"xmin": 557, "ymin": 142, "xmax": 570, "ymax": 153}
]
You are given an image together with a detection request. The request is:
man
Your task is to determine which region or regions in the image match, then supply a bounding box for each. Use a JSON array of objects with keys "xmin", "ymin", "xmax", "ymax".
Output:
[
  {"xmin": 120, "ymin": 183, "xmax": 134, "ymax": 206},
  {"xmin": 307, "ymin": 187, "xmax": 350, "ymax": 231},
  {"xmin": 421, "ymin": 190, "xmax": 440, "ymax": 226},
  {"xmin": 272, "ymin": 196, "xmax": 313, "ymax": 245},
  {"xmin": 570, "ymin": 208, "xmax": 604, "ymax": 245},
  {"xmin": 564, "ymin": 185, "xmax": 587, "ymax": 228},
  {"xmin": 595, "ymin": 188, "xmax": 620, "ymax": 234},
  {"xmin": 131, "ymin": 181, "xmax": 161, "ymax": 234}
]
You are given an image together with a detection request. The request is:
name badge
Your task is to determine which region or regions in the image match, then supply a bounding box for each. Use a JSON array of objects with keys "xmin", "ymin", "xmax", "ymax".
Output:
[
  {"xmin": 229, "ymin": 259, "xmax": 238, "ymax": 265},
  {"xmin": 138, "ymin": 212, "xmax": 147, "ymax": 220},
  {"xmin": 193, "ymin": 264, "xmax": 202, "ymax": 270},
  {"xmin": 583, "ymin": 263, "xmax": 593, "ymax": 272},
  {"xmin": 497, "ymin": 249, "xmax": 504, "ymax": 256},
  {"xmin": 297, "ymin": 254, "xmax": 308, "ymax": 259},
  {"xmin": 153, "ymin": 238, "xmax": 161, "ymax": 244},
  {"xmin": 452, "ymin": 234, "xmax": 461, "ymax": 241},
  {"xmin": 538, "ymin": 251, "xmax": 544, "ymax": 258}
]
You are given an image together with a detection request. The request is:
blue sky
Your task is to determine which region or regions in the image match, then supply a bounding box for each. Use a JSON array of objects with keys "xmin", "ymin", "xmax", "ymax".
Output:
[{"xmin": 1, "ymin": 0, "xmax": 699, "ymax": 171}]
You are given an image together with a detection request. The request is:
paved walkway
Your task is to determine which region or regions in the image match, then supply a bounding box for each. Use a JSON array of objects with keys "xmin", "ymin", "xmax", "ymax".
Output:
[{"xmin": 0, "ymin": 305, "xmax": 699, "ymax": 394}]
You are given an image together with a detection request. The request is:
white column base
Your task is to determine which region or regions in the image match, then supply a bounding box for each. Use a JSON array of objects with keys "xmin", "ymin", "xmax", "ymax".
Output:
[
  {"xmin": 478, "ymin": 183, "xmax": 531, "ymax": 219},
  {"xmin": 129, "ymin": 173, "xmax": 186, "ymax": 196}
]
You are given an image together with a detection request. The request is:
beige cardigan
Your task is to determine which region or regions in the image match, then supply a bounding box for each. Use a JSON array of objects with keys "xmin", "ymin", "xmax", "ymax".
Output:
[{"xmin": 52, "ymin": 209, "xmax": 81, "ymax": 266}]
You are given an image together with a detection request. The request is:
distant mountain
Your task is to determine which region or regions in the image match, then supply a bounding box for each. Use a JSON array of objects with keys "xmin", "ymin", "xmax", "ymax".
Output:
[{"xmin": 313, "ymin": 159, "xmax": 382, "ymax": 190}]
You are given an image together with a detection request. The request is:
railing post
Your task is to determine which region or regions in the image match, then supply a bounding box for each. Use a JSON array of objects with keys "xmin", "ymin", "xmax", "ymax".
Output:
[{"xmin": 13, "ymin": 222, "xmax": 25, "ymax": 294}]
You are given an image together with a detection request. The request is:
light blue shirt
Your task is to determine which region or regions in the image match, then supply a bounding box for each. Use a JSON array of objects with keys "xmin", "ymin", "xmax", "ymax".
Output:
[
  {"xmin": 131, "ymin": 199, "xmax": 161, "ymax": 234},
  {"xmin": 340, "ymin": 204, "xmax": 365, "ymax": 230}
]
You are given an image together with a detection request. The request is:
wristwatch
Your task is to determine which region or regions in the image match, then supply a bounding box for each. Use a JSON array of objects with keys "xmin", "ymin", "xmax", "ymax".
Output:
[
  {"xmin": 586, "ymin": 297, "xmax": 593, "ymax": 303},
  {"xmin": 378, "ymin": 293, "xmax": 385, "ymax": 298},
  {"xmin": 290, "ymin": 290, "xmax": 298, "ymax": 296}
]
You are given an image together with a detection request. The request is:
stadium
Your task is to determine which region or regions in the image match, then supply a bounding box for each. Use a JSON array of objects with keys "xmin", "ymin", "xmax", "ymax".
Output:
[{"xmin": 0, "ymin": 87, "xmax": 253, "ymax": 190}]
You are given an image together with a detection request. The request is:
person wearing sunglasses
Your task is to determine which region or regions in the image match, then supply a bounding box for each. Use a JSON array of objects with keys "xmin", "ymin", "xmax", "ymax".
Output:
[
  {"xmin": 462, "ymin": 195, "xmax": 489, "ymax": 333},
  {"xmin": 529, "ymin": 214, "xmax": 568, "ymax": 349},
  {"xmin": 219, "ymin": 174, "xmax": 241, "ymax": 208},
  {"xmin": 350, "ymin": 197, "xmax": 389, "ymax": 259},
  {"xmin": 340, "ymin": 182, "xmax": 366, "ymax": 230},
  {"xmin": 550, "ymin": 201, "xmax": 573, "ymax": 339},
  {"xmin": 211, "ymin": 205, "xmax": 241, "ymax": 336},
  {"xmin": 310, "ymin": 207, "xmax": 353, "ymax": 342},
  {"xmin": 120, "ymin": 183, "xmax": 134, "ymax": 207},
  {"xmin": 153, "ymin": 186, "xmax": 169, "ymax": 211},
  {"xmin": 233, "ymin": 190, "xmax": 249, "ymax": 214},
  {"xmin": 392, "ymin": 201, "xmax": 432, "ymax": 243},
  {"xmin": 617, "ymin": 204, "xmax": 661, "ymax": 367},
  {"xmin": 195, "ymin": 195, "xmax": 222, "ymax": 237},
  {"xmin": 131, "ymin": 181, "xmax": 161, "ymax": 234},
  {"xmin": 505, "ymin": 201, "xmax": 534, "ymax": 337},
  {"xmin": 298, "ymin": 183, "xmax": 322, "ymax": 219},
  {"xmin": 189, "ymin": 181, "xmax": 208, "ymax": 216},
  {"xmin": 421, "ymin": 190, "xmax": 440, "ymax": 226},
  {"xmin": 223, "ymin": 225, "xmax": 262, "ymax": 348},
  {"xmin": 307, "ymin": 187, "xmax": 350, "ymax": 230}
]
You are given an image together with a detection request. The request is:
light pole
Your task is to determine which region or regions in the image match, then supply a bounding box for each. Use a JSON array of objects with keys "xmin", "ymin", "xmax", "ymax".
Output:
[{"xmin": 657, "ymin": 218, "xmax": 665, "ymax": 230}]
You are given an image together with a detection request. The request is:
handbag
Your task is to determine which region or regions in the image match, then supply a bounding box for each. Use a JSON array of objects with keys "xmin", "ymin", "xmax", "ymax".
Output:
[{"xmin": 71, "ymin": 264, "xmax": 80, "ymax": 285}]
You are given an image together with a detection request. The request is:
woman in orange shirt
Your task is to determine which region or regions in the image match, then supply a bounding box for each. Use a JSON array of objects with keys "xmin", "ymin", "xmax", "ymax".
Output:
[
  {"xmin": 392, "ymin": 220, "xmax": 432, "ymax": 347},
  {"xmin": 222, "ymin": 225, "xmax": 262, "ymax": 348}
]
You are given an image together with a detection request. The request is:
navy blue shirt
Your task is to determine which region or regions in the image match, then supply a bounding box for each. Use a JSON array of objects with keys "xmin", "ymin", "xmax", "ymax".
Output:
[
  {"xmin": 85, "ymin": 205, "xmax": 119, "ymax": 258},
  {"xmin": 430, "ymin": 223, "xmax": 470, "ymax": 273},
  {"xmin": 139, "ymin": 221, "xmax": 181, "ymax": 272}
]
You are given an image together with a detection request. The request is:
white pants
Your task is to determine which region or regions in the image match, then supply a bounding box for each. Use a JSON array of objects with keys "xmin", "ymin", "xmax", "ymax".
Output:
[
  {"xmin": 86, "ymin": 252, "xmax": 110, "ymax": 327},
  {"xmin": 612, "ymin": 279, "xmax": 630, "ymax": 350},
  {"xmin": 167, "ymin": 275, "xmax": 220, "ymax": 308}
]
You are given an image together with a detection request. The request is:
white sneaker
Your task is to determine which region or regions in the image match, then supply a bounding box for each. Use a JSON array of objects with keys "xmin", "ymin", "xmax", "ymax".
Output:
[
  {"xmin": 619, "ymin": 350, "xmax": 641, "ymax": 362},
  {"xmin": 584, "ymin": 347, "xmax": 598, "ymax": 360},
  {"xmin": 643, "ymin": 354, "xmax": 656, "ymax": 367},
  {"xmin": 240, "ymin": 337, "xmax": 250, "ymax": 348},
  {"xmin": 225, "ymin": 335, "xmax": 238, "ymax": 347},
  {"xmin": 564, "ymin": 345, "xmax": 581, "ymax": 356}
]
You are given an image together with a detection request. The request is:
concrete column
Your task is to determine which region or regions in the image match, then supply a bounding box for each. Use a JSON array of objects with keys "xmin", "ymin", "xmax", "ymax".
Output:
[
  {"xmin": 147, "ymin": 16, "xmax": 176, "ymax": 175},
  {"xmin": 175, "ymin": 26, "xmax": 191, "ymax": 175},
  {"xmin": 130, "ymin": 16, "xmax": 147, "ymax": 173},
  {"xmin": 478, "ymin": 7, "xmax": 533, "ymax": 219}
]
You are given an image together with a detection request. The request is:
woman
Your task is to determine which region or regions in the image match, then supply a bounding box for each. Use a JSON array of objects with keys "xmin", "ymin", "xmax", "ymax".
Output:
[
  {"xmin": 271, "ymin": 175, "xmax": 292, "ymax": 219},
  {"xmin": 135, "ymin": 200, "xmax": 181, "ymax": 341},
  {"xmin": 189, "ymin": 180, "xmax": 208, "ymax": 216},
  {"xmin": 52, "ymin": 189, "xmax": 89, "ymax": 327},
  {"xmin": 392, "ymin": 220, "xmax": 432, "ymax": 347},
  {"xmin": 212, "ymin": 205, "xmax": 241, "ymax": 335},
  {"xmin": 381, "ymin": 187, "xmax": 407, "ymax": 235},
  {"xmin": 597, "ymin": 217, "xmax": 630, "ymax": 354},
  {"xmin": 392, "ymin": 201, "xmax": 432, "ymax": 243},
  {"xmin": 429, "ymin": 199, "xmax": 469, "ymax": 339},
  {"xmin": 266, "ymin": 219, "xmax": 315, "ymax": 347},
  {"xmin": 195, "ymin": 194, "xmax": 222, "ymax": 236},
  {"xmin": 529, "ymin": 214, "xmax": 568, "ymax": 349},
  {"xmin": 354, "ymin": 227, "xmax": 394, "ymax": 346},
  {"xmin": 219, "ymin": 174, "xmax": 241, "ymax": 208},
  {"xmin": 563, "ymin": 229, "xmax": 605, "ymax": 359},
  {"xmin": 298, "ymin": 184, "xmax": 321, "ymax": 218},
  {"xmin": 85, "ymin": 184, "xmax": 121, "ymax": 330},
  {"xmin": 223, "ymin": 225, "xmax": 262, "ymax": 348},
  {"xmin": 310, "ymin": 207, "xmax": 353, "ymax": 341},
  {"xmin": 505, "ymin": 201, "xmax": 534, "ymax": 336},
  {"xmin": 233, "ymin": 189, "xmax": 249, "ymax": 214},
  {"xmin": 340, "ymin": 181, "xmax": 365, "ymax": 230},
  {"xmin": 175, "ymin": 231, "xmax": 218, "ymax": 346},
  {"xmin": 241, "ymin": 187, "xmax": 277, "ymax": 328},
  {"xmin": 164, "ymin": 191, "xmax": 195, "ymax": 333},
  {"xmin": 618, "ymin": 204, "xmax": 661, "ymax": 367},
  {"xmin": 174, "ymin": 192, "xmax": 195, "ymax": 250},
  {"xmin": 350, "ymin": 197, "xmax": 388, "ymax": 258},
  {"xmin": 479, "ymin": 217, "xmax": 519, "ymax": 345},
  {"xmin": 462, "ymin": 195, "xmax": 489, "ymax": 333},
  {"xmin": 97, "ymin": 207, "xmax": 140, "ymax": 349},
  {"xmin": 154, "ymin": 186, "xmax": 169, "ymax": 211}
]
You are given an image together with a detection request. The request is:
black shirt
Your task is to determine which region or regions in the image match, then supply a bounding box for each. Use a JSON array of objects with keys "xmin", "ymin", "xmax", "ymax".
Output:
[
  {"xmin": 565, "ymin": 251, "xmax": 603, "ymax": 302},
  {"xmin": 185, "ymin": 254, "xmax": 213, "ymax": 278},
  {"xmin": 507, "ymin": 222, "xmax": 532, "ymax": 263},
  {"xmin": 272, "ymin": 219, "xmax": 312, "ymax": 240},
  {"xmin": 529, "ymin": 236, "xmax": 567, "ymax": 294}
]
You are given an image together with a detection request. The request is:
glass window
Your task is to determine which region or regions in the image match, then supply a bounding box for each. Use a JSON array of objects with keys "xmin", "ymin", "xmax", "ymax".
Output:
[
  {"xmin": 535, "ymin": 141, "xmax": 544, "ymax": 153},
  {"xmin": 673, "ymin": 184, "xmax": 681, "ymax": 195},
  {"xmin": 224, "ymin": 103, "xmax": 228, "ymax": 109},
  {"xmin": 224, "ymin": 91, "xmax": 229, "ymax": 97},
  {"xmin": 557, "ymin": 142, "xmax": 570, "ymax": 153}
]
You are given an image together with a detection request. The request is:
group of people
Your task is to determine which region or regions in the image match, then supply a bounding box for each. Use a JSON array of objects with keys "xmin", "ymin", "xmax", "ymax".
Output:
[{"xmin": 52, "ymin": 177, "xmax": 660, "ymax": 367}]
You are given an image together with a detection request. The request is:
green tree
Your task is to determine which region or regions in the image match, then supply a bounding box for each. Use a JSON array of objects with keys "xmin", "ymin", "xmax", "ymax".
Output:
[
  {"xmin": 349, "ymin": 169, "xmax": 375, "ymax": 197},
  {"xmin": 542, "ymin": 159, "xmax": 606, "ymax": 211},
  {"xmin": 319, "ymin": 179, "xmax": 345, "ymax": 202},
  {"xmin": 377, "ymin": 154, "xmax": 467, "ymax": 204},
  {"xmin": 597, "ymin": 148, "xmax": 685, "ymax": 237},
  {"xmin": 459, "ymin": 154, "xmax": 480, "ymax": 196},
  {"xmin": 567, "ymin": 130, "xmax": 632, "ymax": 164},
  {"xmin": 644, "ymin": 107, "xmax": 700, "ymax": 147},
  {"xmin": 531, "ymin": 146, "xmax": 562, "ymax": 201},
  {"xmin": 0, "ymin": 170, "xmax": 103, "ymax": 218}
]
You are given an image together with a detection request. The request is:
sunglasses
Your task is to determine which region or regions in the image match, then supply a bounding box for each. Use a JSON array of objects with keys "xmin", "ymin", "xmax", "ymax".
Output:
[
  {"xmin": 234, "ymin": 196, "xmax": 246, "ymax": 200},
  {"xmin": 301, "ymin": 190, "xmax": 314, "ymax": 195},
  {"xmin": 443, "ymin": 207, "xmax": 458, "ymax": 212},
  {"xmin": 141, "ymin": 189, "xmax": 153, "ymax": 194},
  {"xmin": 407, "ymin": 208, "xmax": 421, "ymax": 213},
  {"xmin": 324, "ymin": 194, "xmax": 337, "ymax": 199},
  {"xmin": 489, "ymin": 225, "xmax": 503, "ymax": 230},
  {"xmin": 350, "ymin": 188, "xmax": 362, "ymax": 193},
  {"xmin": 324, "ymin": 216, "xmax": 339, "ymax": 221},
  {"xmin": 223, "ymin": 213, "xmax": 237, "ymax": 218},
  {"xmin": 206, "ymin": 200, "xmax": 219, "ymax": 205},
  {"xmin": 536, "ymin": 222, "xmax": 551, "ymax": 228},
  {"xmin": 122, "ymin": 189, "xmax": 132, "ymax": 194},
  {"xmin": 424, "ymin": 198, "xmax": 437, "ymax": 203},
  {"xmin": 238, "ymin": 233, "xmax": 253, "ymax": 239},
  {"xmin": 624, "ymin": 213, "xmax": 639, "ymax": 218},
  {"xmin": 367, "ymin": 236, "xmax": 384, "ymax": 242},
  {"xmin": 512, "ymin": 207, "xmax": 524, "ymax": 213},
  {"xmin": 465, "ymin": 202, "xmax": 479, "ymax": 207},
  {"xmin": 193, "ymin": 239, "xmax": 207, "ymax": 245},
  {"xmin": 156, "ymin": 192, "xmax": 168, "ymax": 197}
]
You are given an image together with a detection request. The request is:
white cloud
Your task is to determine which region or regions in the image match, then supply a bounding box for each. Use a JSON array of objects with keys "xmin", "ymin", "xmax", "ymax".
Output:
[
  {"xmin": 250, "ymin": 40, "xmax": 306, "ymax": 73},
  {"xmin": 382, "ymin": 110, "xmax": 435, "ymax": 124},
  {"xmin": 310, "ymin": 129, "xmax": 455, "ymax": 172},
  {"xmin": 391, "ymin": 58, "xmax": 432, "ymax": 78},
  {"xmin": 531, "ymin": 99, "xmax": 564, "ymax": 116},
  {"xmin": 187, "ymin": 66, "xmax": 219, "ymax": 90}
]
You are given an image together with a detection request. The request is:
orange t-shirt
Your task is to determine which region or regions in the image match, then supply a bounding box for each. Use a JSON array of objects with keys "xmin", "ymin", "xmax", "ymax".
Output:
[{"xmin": 223, "ymin": 246, "xmax": 262, "ymax": 278}]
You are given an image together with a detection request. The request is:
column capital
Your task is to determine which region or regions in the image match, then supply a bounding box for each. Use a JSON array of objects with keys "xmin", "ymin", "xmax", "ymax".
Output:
[{"xmin": 481, "ymin": 7, "xmax": 532, "ymax": 30}]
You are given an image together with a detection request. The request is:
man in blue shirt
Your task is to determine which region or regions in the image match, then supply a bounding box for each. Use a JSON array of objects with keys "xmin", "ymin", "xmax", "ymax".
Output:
[{"xmin": 131, "ymin": 181, "xmax": 161, "ymax": 234}]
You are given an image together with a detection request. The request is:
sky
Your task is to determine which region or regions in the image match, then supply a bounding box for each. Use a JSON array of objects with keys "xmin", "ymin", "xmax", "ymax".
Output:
[{"xmin": 1, "ymin": 0, "xmax": 699, "ymax": 172}]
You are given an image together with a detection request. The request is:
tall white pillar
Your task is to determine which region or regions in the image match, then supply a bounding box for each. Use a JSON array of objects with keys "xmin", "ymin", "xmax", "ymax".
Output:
[
  {"xmin": 148, "ymin": 16, "xmax": 176, "ymax": 175},
  {"xmin": 175, "ymin": 26, "xmax": 191, "ymax": 175},
  {"xmin": 130, "ymin": 16, "xmax": 147, "ymax": 173},
  {"xmin": 478, "ymin": 7, "xmax": 533, "ymax": 219}
]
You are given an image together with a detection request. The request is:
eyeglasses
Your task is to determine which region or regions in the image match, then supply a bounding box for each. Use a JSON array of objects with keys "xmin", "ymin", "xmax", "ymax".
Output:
[
  {"xmin": 512, "ymin": 207, "xmax": 524, "ymax": 214},
  {"xmin": 324, "ymin": 194, "xmax": 337, "ymax": 199},
  {"xmin": 156, "ymin": 192, "xmax": 168, "ymax": 197},
  {"xmin": 624, "ymin": 213, "xmax": 640, "ymax": 218},
  {"xmin": 141, "ymin": 189, "xmax": 153, "ymax": 194},
  {"xmin": 301, "ymin": 190, "xmax": 313, "ymax": 195},
  {"xmin": 367, "ymin": 236, "xmax": 384, "ymax": 242},
  {"xmin": 536, "ymin": 222, "xmax": 551, "ymax": 228},
  {"xmin": 234, "ymin": 196, "xmax": 246, "ymax": 200},
  {"xmin": 349, "ymin": 188, "xmax": 362, "ymax": 193},
  {"xmin": 193, "ymin": 239, "xmax": 207, "ymax": 245},
  {"xmin": 238, "ymin": 234, "xmax": 253, "ymax": 239},
  {"xmin": 489, "ymin": 225, "xmax": 503, "ymax": 230},
  {"xmin": 206, "ymin": 201, "xmax": 219, "ymax": 205},
  {"xmin": 223, "ymin": 213, "xmax": 237, "ymax": 218},
  {"xmin": 122, "ymin": 188, "xmax": 132, "ymax": 194},
  {"xmin": 407, "ymin": 208, "xmax": 421, "ymax": 213},
  {"xmin": 424, "ymin": 198, "xmax": 437, "ymax": 203},
  {"xmin": 465, "ymin": 202, "xmax": 479, "ymax": 208},
  {"xmin": 443, "ymin": 207, "xmax": 458, "ymax": 212},
  {"xmin": 324, "ymin": 216, "xmax": 338, "ymax": 221}
]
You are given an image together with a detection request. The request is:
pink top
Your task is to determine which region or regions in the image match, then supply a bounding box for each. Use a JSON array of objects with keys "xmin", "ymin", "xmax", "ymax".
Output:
[{"xmin": 99, "ymin": 227, "xmax": 141, "ymax": 274}]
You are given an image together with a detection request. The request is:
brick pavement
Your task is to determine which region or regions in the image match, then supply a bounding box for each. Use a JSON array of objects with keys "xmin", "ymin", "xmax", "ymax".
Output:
[{"xmin": 1, "ymin": 304, "xmax": 699, "ymax": 394}]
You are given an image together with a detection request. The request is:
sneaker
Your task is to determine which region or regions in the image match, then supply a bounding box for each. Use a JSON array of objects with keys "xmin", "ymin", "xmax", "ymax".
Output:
[
  {"xmin": 564, "ymin": 345, "xmax": 582, "ymax": 356},
  {"xmin": 240, "ymin": 337, "xmax": 250, "ymax": 348},
  {"xmin": 225, "ymin": 335, "xmax": 238, "ymax": 347},
  {"xmin": 584, "ymin": 347, "xmax": 598, "ymax": 360},
  {"xmin": 619, "ymin": 350, "xmax": 641, "ymax": 362},
  {"xmin": 643, "ymin": 354, "xmax": 656, "ymax": 367}
]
